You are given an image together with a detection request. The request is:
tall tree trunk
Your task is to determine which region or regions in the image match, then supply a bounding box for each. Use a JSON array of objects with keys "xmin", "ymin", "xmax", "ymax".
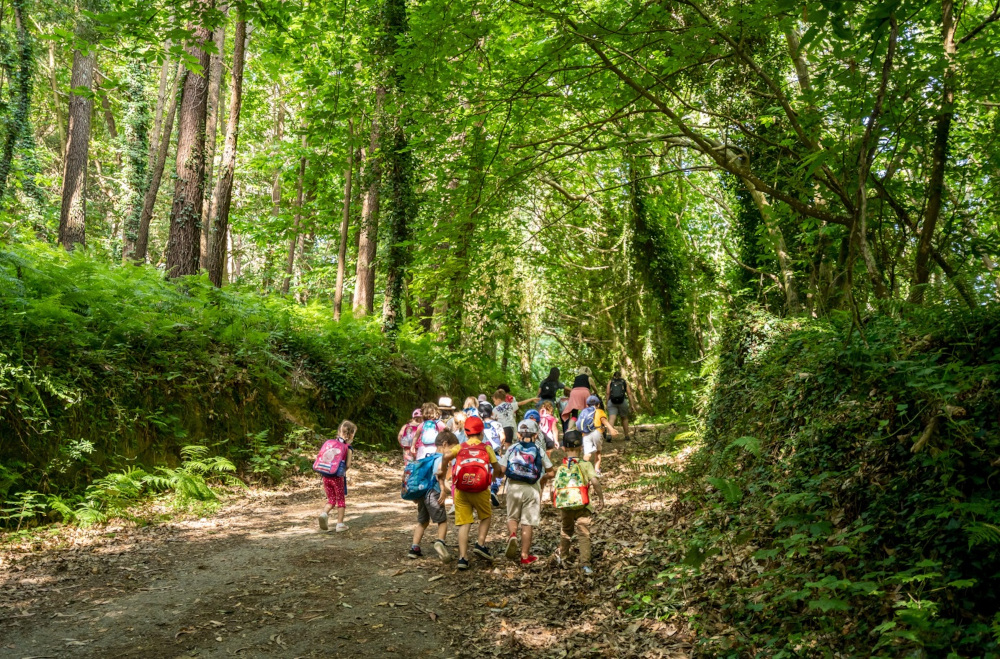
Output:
[
  {"xmin": 48, "ymin": 41, "xmax": 66, "ymax": 164},
  {"xmin": 165, "ymin": 2, "xmax": 215, "ymax": 278},
  {"xmin": 443, "ymin": 121, "xmax": 485, "ymax": 347},
  {"xmin": 381, "ymin": 125, "xmax": 414, "ymax": 335},
  {"xmin": 353, "ymin": 94, "xmax": 383, "ymax": 316},
  {"xmin": 333, "ymin": 118, "xmax": 354, "ymax": 320},
  {"xmin": 132, "ymin": 63, "xmax": 183, "ymax": 262},
  {"xmin": 57, "ymin": 47, "xmax": 97, "ymax": 249},
  {"xmin": 201, "ymin": 18, "xmax": 227, "ymax": 268},
  {"xmin": 207, "ymin": 18, "xmax": 246, "ymax": 287},
  {"xmin": 282, "ymin": 134, "xmax": 307, "ymax": 295},
  {"xmin": 148, "ymin": 46, "xmax": 172, "ymax": 170},
  {"xmin": 0, "ymin": 0, "xmax": 39, "ymax": 201},
  {"xmin": 120, "ymin": 59, "xmax": 151, "ymax": 262},
  {"xmin": 740, "ymin": 177, "xmax": 799, "ymax": 312},
  {"xmin": 910, "ymin": 0, "xmax": 957, "ymax": 304}
]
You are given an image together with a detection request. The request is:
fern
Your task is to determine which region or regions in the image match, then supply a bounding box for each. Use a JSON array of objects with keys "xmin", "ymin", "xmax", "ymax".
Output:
[
  {"xmin": 707, "ymin": 477, "xmax": 744, "ymax": 504},
  {"xmin": 966, "ymin": 522, "xmax": 1000, "ymax": 549},
  {"xmin": 728, "ymin": 435, "xmax": 762, "ymax": 457},
  {"xmin": 613, "ymin": 462, "xmax": 683, "ymax": 493}
]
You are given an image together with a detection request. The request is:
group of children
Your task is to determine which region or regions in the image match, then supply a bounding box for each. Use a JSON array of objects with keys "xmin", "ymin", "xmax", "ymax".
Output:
[{"xmin": 314, "ymin": 385, "xmax": 618, "ymax": 574}]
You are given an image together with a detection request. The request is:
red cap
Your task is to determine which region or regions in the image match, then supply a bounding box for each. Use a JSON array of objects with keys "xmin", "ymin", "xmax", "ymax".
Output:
[{"xmin": 464, "ymin": 416, "xmax": 484, "ymax": 436}]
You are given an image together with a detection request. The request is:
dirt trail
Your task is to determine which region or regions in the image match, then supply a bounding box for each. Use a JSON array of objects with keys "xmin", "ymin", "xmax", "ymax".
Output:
[
  {"xmin": 2, "ymin": 463, "xmax": 463, "ymax": 658},
  {"xmin": 2, "ymin": 426, "xmax": 691, "ymax": 659}
]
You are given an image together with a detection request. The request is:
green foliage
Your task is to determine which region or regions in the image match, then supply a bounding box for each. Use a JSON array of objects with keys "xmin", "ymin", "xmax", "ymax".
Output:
[
  {"xmin": 620, "ymin": 307, "xmax": 1000, "ymax": 657},
  {"xmin": 0, "ymin": 243, "xmax": 501, "ymax": 526}
]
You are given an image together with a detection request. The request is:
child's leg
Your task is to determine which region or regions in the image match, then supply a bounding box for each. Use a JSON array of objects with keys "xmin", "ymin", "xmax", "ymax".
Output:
[
  {"xmin": 577, "ymin": 512, "xmax": 593, "ymax": 566},
  {"xmin": 520, "ymin": 524, "xmax": 534, "ymax": 559},
  {"xmin": 506, "ymin": 517, "xmax": 518, "ymax": 538},
  {"xmin": 337, "ymin": 506, "xmax": 346, "ymax": 524},
  {"xmin": 476, "ymin": 516, "xmax": 491, "ymax": 546},
  {"xmin": 595, "ymin": 450, "xmax": 602, "ymax": 472},
  {"xmin": 330, "ymin": 476, "xmax": 347, "ymax": 525},
  {"xmin": 457, "ymin": 524, "xmax": 471, "ymax": 559},
  {"xmin": 559, "ymin": 510, "xmax": 575, "ymax": 558},
  {"xmin": 435, "ymin": 521, "xmax": 448, "ymax": 542},
  {"xmin": 413, "ymin": 520, "xmax": 429, "ymax": 547}
]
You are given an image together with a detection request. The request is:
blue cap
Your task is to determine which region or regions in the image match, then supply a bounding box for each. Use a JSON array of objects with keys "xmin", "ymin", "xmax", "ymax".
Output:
[
  {"xmin": 525, "ymin": 409, "xmax": 541, "ymax": 421},
  {"xmin": 586, "ymin": 395, "xmax": 600, "ymax": 406}
]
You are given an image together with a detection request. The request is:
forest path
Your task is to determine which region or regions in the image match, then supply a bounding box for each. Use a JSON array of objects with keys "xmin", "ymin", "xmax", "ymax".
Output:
[{"xmin": 2, "ymin": 426, "xmax": 692, "ymax": 659}]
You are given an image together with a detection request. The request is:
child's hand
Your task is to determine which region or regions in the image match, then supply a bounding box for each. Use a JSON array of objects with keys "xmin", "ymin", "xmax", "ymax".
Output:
[{"xmin": 438, "ymin": 493, "xmax": 447, "ymax": 506}]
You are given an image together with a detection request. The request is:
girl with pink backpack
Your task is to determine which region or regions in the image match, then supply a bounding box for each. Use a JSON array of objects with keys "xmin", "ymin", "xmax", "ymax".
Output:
[{"xmin": 314, "ymin": 420, "xmax": 357, "ymax": 532}]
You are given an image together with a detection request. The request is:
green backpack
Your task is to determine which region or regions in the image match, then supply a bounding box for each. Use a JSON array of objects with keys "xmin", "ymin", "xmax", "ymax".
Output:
[{"xmin": 552, "ymin": 458, "xmax": 590, "ymax": 509}]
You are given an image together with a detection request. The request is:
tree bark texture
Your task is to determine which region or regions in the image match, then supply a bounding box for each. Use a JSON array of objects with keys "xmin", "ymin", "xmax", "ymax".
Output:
[
  {"xmin": 201, "ymin": 19, "xmax": 227, "ymax": 268},
  {"xmin": 282, "ymin": 134, "xmax": 307, "ymax": 295},
  {"xmin": 165, "ymin": 5, "xmax": 214, "ymax": 278},
  {"xmin": 910, "ymin": 0, "xmax": 956, "ymax": 304},
  {"xmin": 333, "ymin": 118, "xmax": 353, "ymax": 320},
  {"xmin": 0, "ymin": 0, "xmax": 38, "ymax": 201},
  {"xmin": 381, "ymin": 125, "xmax": 415, "ymax": 335},
  {"xmin": 133, "ymin": 63, "xmax": 183, "ymax": 263},
  {"xmin": 353, "ymin": 93, "xmax": 383, "ymax": 316},
  {"xmin": 207, "ymin": 19, "xmax": 246, "ymax": 287},
  {"xmin": 120, "ymin": 59, "xmax": 151, "ymax": 262},
  {"xmin": 58, "ymin": 48, "xmax": 96, "ymax": 250}
]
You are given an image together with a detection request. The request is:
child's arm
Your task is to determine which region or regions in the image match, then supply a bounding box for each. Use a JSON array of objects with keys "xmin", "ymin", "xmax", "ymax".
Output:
[
  {"xmin": 590, "ymin": 476, "xmax": 605, "ymax": 508},
  {"xmin": 516, "ymin": 397, "xmax": 538, "ymax": 407},
  {"xmin": 602, "ymin": 416, "xmax": 619, "ymax": 436},
  {"xmin": 346, "ymin": 447, "xmax": 353, "ymax": 470}
]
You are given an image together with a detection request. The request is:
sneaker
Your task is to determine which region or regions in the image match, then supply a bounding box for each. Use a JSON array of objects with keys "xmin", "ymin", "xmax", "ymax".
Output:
[
  {"xmin": 520, "ymin": 555, "xmax": 539, "ymax": 565},
  {"xmin": 552, "ymin": 553, "xmax": 564, "ymax": 567},
  {"xmin": 408, "ymin": 545, "xmax": 422, "ymax": 559},
  {"xmin": 335, "ymin": 523, "xmax": 349, "ymax": 532},
  {"xmin": 457, "ymin": 557, "xmax": 470, "ymax": 570},
  {"xmin": 505, "ymin": 534, "xmax": 519, "ymax": 561},
  {"xmin": 433, "ymin": 539, "xmax": 450, "ymax": 563},
  {"xmin": 582, "ymin": 565, "xmax": 594, "ymax": 575},
  {"xmin": 595, "ymin": 469, "xmax": 603, "ymax": 477},
  {"xmin": 472, "ymin": 543, "xmax": 492, "ymax": 560},
  {"xmin": 318, "ymin": 513, "xmax": 328, "ymax": 531},
  {"xmin": 447, "ymin": 505, "xmax": 455, "ymax": 515},
  {"xmin": 490, "ymin": 492, "xmax": 501, "ymax": 508}
]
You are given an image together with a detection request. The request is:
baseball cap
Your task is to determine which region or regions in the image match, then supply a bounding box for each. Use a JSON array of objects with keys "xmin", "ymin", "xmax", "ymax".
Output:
[
  {"xmin": 437, "ymin": 396, "xmax": 454, "ymax": 410},
  {"xmin": 412, "ymin": 408, "xmax": 423, "ymax": 418},
  {"xmin": 517, "ymin": 419, "xmax": 539, "ymax": 435},
  {"xmin": 524, "ymin": 409, "xmax": 541, "ymax": 421},
  {"xmin": 586, "ymin": 395, "xmax": 600, "ymax": 406},
  {"xmin": 562, "ymin": 429, "xmax": 583, "ymax": 448},
  {"xmin": 464, "ymin": 416, "xmax": 485, "ymax": 436}
]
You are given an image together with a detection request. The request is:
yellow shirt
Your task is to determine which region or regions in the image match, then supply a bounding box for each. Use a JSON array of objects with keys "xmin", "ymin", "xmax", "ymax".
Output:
[
  {"xmin": 594, "ymin": 409, "xmax": 609, "ymax": 430},
  {"xmin": 443, "ymin": 438, "xmax": 498, "ymax": 466}
]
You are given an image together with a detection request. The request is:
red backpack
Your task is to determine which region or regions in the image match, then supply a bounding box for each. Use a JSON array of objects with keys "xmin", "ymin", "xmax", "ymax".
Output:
[{"xmin": 452, "ymin": 442, "xmax": 491, "ymax": 493}]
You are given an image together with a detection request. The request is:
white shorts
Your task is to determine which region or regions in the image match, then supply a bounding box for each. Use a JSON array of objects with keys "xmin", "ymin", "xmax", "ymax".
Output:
[
  {"xmin": 583, "ymin": 430, "xmax": 603, "ymax": 456},
  {"xmin": 505, "ymin": 481, "xmax": 542, "ymax": 527}
]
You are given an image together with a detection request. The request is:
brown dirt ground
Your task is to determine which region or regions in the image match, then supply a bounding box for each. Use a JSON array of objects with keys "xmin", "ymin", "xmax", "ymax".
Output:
[{"xmin": 1, "ymin": 426, "xmax": 693, "ymax": 659}]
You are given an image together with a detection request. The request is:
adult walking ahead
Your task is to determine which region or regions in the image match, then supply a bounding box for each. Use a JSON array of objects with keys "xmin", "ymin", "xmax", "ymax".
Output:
[
  {"xmin": 537, "ymin": 367, "xmax": 564, "ymax": 409},
  {"xmin": 561, "ymin": 370, "xmax": 592, "ymax": 431},
  {"xmin": 606, "ymin": 371, "xmax": 634, "ymax": 440}
]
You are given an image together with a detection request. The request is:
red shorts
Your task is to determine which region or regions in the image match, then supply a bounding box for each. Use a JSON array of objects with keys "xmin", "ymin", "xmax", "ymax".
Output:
[{"xmin": 322, "ymin": 476, "xmax": 346, "ymax": 508}]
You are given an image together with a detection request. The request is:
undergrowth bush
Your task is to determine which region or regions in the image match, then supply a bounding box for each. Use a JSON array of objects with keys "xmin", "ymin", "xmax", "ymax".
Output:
[
  {"xmin": 621, "ymin": 306, "xmax": 1000, "ymax": 657},
  {"xmin": 0, "ymin": 243, "xmax": 502, "ymax": 527}
]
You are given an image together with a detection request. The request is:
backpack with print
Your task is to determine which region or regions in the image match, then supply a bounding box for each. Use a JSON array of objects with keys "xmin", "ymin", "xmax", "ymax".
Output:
[
  {"xmin": 483, "ymin": 420, "xmax": 504, "ymax": 452},
  {"xmin": 453, "ymin": 443, "xmax": 492, "ymax": 493},
  {"xmin": 505, "ymin": 441, "xmax": 543, "ymax": 484},
  {"xmin": 401, "ymin": 454, "xmax": 440, "ymax": 501},
  {"xmin": 420, "ymin": 419, "xmax": 440, "ymax": 448},
  {"xmin": 312, "ymin": 439, "xmax": 349, "ymax": 477},
  {"xmin": 609, "ymin": 378, "xmax": 627, "ymax": 405},
  {"xmin": 553, "ymin": 458, "xmax": 590, "ymax": 509},
  {"xmin": 578, "ymin": 406, "xmax": 597, "ymax": 433},
  {"xmin": 399, "ymin": 423, "xmax": 419, "ymax": 450}
]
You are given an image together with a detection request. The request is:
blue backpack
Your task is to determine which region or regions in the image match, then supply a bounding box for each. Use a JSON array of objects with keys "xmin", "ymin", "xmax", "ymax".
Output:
[
  {"xmin": 505, "ymin": 441, "xmax": 543, "ymax": 484},
  {"xmin": 578, "ymin": 406, "xmax": 597, "ymax": 433},
  {"xmin": 401, "ymin": 454, "xmax": 440, "ymax": 501}
]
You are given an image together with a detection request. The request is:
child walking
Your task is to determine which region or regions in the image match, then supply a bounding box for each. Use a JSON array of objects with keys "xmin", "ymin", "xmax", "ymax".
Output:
[
  {"xmin": 316, "ymin": 420, "xmax": 356, "ymax": 533},
  {"xmin": 398, "ymin": 409, "xmax": 422, "ymax": 462},
  {"xmin": 577, "ymin": 395, "xmax": 617, "ymax": 475},
  {"xmin": 553, "ymin": 430, "xmax": 604, "ymax": 574},
  {"xmin": 439, "ymin": 416, "xmax": 503, "ymax": 570},
  {"xmin": 500, "ymin": 419, "xmax": 554, "ymax": 565},
  {"xmin": 413, "ymin": 402, "xmax": 446, "ymax": 460},
  {"xmin": 408, "ymin": 431, "xmax": 458, "ymax": 562}
]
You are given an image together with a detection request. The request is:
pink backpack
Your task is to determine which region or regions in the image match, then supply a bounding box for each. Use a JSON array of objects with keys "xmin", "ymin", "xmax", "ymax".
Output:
[{"xmin": 312, "ymin": 439, "xmax": 348, "ymax": 477}]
